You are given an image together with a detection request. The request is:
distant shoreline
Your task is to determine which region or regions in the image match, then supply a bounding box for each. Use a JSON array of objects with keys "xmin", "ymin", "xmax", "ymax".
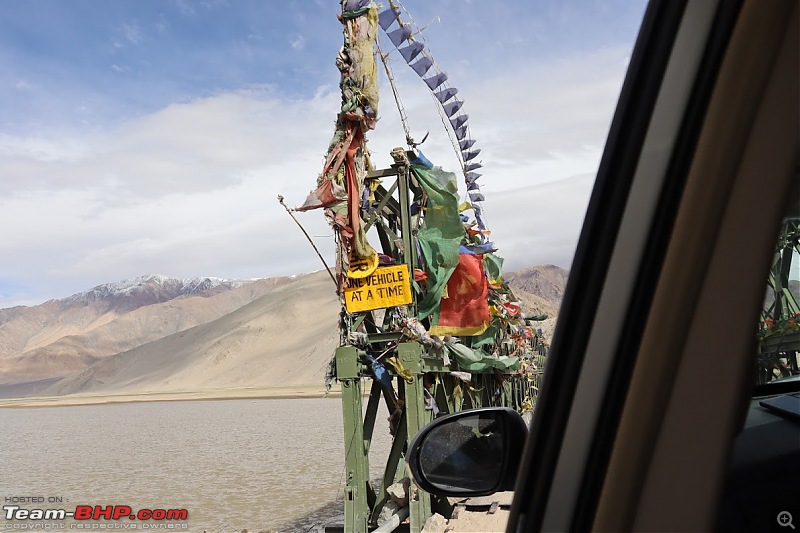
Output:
[{"xmin": 0, "ymin": 385, "xmax": 343, "ymax": 409}]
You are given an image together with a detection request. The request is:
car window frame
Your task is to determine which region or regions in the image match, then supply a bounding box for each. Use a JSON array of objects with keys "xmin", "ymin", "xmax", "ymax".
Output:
[{"xmin": 506, "ymin": 0, "xmax": 799, "ymax": 531}]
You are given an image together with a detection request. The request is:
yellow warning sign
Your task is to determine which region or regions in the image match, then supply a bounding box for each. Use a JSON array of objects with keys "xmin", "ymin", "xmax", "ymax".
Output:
[
  {"xmin": 344, "ymin": 264, "xmax": 413, "ymax": 313},
  {"xmin": 346, "ymin": 251, "xmax": 379, "ymax": 279}
]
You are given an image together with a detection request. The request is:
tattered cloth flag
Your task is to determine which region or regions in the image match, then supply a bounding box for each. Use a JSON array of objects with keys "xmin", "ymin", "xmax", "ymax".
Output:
[
  {"xmin": 387, "ymin": 25, "xmax": 412, "ymax": 47},
  {"xmin": 430, "ymin": 253, "xmax": 491, "ymax": 336},
  {"xmin": 378, "ymin": 7, "xmax": 399, "ymax": 30},
  {"xmin": 463, "ymin": 149, "xmax": 481, "ymax": 161},
  {"xmin": 459, "ymin": 138, "xmax": 475, "ymax": 150},
  {"xmin": 435, "ymin": 87, "xmax": 458, "ymax": 103},
  {"xmin": 410, "ymin": 56, "xmax": 433, "ymax": 76},
  {"xmin": 468, "ymin": 191, "xmax": 485, "ymax": 203},
  {"xmin": 298, "ymin": 2, "xmax": 378, "ymax": 273},
  {"xmin": 465, "ymin": 172, "xmax": 482, "ymax": 183},
  {"xmin": 412, "ymin": 163, "xmax": 463, "ymax": 321},
  {"xmin": 399, "ymin": 41, "xmax": 424, "ymax": 63},
  {"xmin": 443, "ymin": 100, "xmax": 464, "ymax": 117},
  {"xmin": 449, "ymin": 114, "xmax": 468, "ymax": 130},
  {"xmin": 424, "ymin": 72, "xmax": 448, "ymax": 90}
]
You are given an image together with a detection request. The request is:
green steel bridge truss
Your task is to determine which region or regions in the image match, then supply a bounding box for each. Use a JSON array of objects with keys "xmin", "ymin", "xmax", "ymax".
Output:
[{"xmin": 329, "ymin": 152, "xmax": 547, "ymax": 532}]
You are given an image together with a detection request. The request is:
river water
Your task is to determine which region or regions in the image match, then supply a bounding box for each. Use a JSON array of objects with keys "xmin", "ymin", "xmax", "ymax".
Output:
[{"xmin": 1, "ymin": 398, "xmax": 394, "ymax": 532}]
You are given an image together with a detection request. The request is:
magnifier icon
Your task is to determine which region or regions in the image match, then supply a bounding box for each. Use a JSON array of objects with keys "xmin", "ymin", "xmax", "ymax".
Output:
[{"xmin": 778, "ymin": 511, "xmax": 795, "ymax": 529}]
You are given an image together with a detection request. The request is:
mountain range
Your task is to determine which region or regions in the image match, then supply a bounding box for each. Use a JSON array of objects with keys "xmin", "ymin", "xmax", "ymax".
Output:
[{"xmin": 0, "ymin": 266, "xmax": 568, "ymax": 399}]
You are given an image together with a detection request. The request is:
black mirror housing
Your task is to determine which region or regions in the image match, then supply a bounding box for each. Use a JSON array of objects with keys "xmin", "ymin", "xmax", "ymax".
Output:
[{"xmin": 406, "ymin": 407, "xmax": 528, "ymax": 497}]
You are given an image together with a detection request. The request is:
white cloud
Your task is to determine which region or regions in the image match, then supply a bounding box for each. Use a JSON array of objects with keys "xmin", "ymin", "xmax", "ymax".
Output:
[
  {"xmin": 14, "ymin": 79, "xmax": 34, "ymax": 91},
  {"xmin": 174, "ymin": 0, "xmax": 196, "ymax": 16},
  {"xmin": 0, "ymin": 42, "xmax": 628, "ymax": 306},
  {"xmin": 365, "ymin": 45, "xmax": 627, "ymax": 269},
  {"xmin": 121, "ymin": 22, "xmax": 143, "ymax": 45},
  {"xmin": 486, "ymin": 174, "xmax": 595, "ymax": 271},
  {"xmin": 368, "ymin": 45, "xmax": 627, "ymax": 190},
  {"xmin": 0, "ymin": 87, "xmax": 342, "ymax": 301},
  {"xmin": 0, "ymin": 87, "xmax": 339, "ymax": 199},
  {"xmin": 290, "ymin": 34, "xmax": 306, "ymax": 51},
  {"xmin": 201, "ymin": 0, "xmax": 230, "ymax": 9},
  {"xmin": 0, "ymin": 133, "xmax": 89, "ymax": 162}
]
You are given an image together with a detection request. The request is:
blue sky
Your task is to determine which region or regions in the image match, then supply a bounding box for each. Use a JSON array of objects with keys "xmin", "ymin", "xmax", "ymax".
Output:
[
  {"xmin": 0, "ymin": 0, "xmax": 648, "ymax": 307},
  {"xmin": 0, "ymin": 0, "xmax": 340, "ymax": 133}
]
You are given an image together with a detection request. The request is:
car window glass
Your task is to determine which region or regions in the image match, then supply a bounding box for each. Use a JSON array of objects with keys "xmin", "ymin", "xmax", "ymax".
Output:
[{"xmin": 757, "ymin": 211, "xmax": 800, "ymax": 385}]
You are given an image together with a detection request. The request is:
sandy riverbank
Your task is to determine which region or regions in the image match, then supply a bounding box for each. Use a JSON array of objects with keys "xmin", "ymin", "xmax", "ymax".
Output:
[{"xmin": 0, "ymin": 384, "xmax": 342, "ymax": 408}]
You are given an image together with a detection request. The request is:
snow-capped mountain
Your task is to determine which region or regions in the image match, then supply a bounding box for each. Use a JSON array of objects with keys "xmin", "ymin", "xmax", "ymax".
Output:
[
  {"xmin": 0, "ymin": 274, "xmax": 297, "ymax": 390},
  {"xmin": 0, "ymin": 266, "xmax": 568, "ymax": 400},
  {"xmin": 61, "ymin": 274, "xmax": 252, "ymax": 311}
]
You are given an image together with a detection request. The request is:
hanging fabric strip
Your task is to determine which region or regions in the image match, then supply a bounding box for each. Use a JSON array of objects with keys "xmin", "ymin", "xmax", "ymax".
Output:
[
  {"xmin": 465, "ymin": 171, "xmax": 482, "ymax": 183},
  {"xmin": 449, "ymin": 114, "xmax": 468, "ymax": 130},
  {"xmin": 463, "ymin": 149, "xmax": 481, "ymax": 161},
  {"xmin": 423, "ymin": 72, "xmax": 448, "ymax": 90},
  {"xmin": 429, "ymin": 254, "xmax": 491, "ymax": 337},
  {"xmin": 474, "ymin": 202, "xmax": 487, "ymax": 230},
  {"xmin": 344, "ymin": 0, "xmax": 370, "ymax": 12},
  {"xmin": 465, "ymin": 162, "xmax": 482, "ymax": 172},
  {"xmin": 387, "ymin": 25, "xmax": 412, "ymax": 47},
  {"xmin": 435, "ymin": 87, "xmax": 458, "ymax": 103},
  {"xmin": 443, "ymin": 100, "xmax": 464, "ymax": 117},
  {"xmin": 459, "ymin": 139, "xmax": 475, "ymax": 150},
  {"xmin": 378, "ymin": 7, "xmax": 400, "ymax": 30},
  {"xmin": 410, "ymin": 56, "xmax": 433, "ymax": 76},
  {"xmin": 454, "ymin": 124, "xmax": 468, "ymax": 139},
  {"xmin": 460, "ymin": 242, "xmax": 497, "ymax": 255},
  {"xmin": 469, "ymin": 191, "xmax": 485, "ymax": 202},
  {"xmin": 399, "ymin": 41, "xmax": 424, "ymax": 63},
  {"xmin": 412, "ymin": 164, "xmax": 463, "ymax": 321}
]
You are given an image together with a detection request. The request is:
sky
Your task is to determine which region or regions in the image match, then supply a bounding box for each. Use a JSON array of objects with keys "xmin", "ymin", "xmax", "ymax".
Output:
[{"xmin": 0, "ymin": 0, "xmax": 649, "ymax": 308}]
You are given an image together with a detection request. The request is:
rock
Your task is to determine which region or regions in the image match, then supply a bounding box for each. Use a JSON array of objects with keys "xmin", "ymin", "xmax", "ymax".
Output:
[
  {"xmin": 387, "ymin": 477, "xmax": 411, "ymax": 506},
  {"xmin": 422, "ymin": 513, "xmax": 448, "ymax": 533},
  {"xmin": 377, "ymin": 500, "xmax": 403, "ymax": 526}
]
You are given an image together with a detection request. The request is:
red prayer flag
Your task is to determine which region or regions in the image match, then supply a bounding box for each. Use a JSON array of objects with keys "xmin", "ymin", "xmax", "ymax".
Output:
[{"xmin": 430, "ymin": 254, "xmax": 490, "ymax": 336}]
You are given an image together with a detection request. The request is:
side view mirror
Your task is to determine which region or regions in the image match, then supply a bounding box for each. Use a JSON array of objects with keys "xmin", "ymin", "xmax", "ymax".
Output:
[{"xmin": 406, "ymin": 407, "xmax": 528, "ymax": 497}]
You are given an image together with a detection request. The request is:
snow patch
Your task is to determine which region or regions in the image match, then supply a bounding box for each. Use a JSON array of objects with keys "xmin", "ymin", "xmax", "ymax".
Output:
[{"xmin": 61, "ymin": 274, "xmax": 257, "ymax": 304}]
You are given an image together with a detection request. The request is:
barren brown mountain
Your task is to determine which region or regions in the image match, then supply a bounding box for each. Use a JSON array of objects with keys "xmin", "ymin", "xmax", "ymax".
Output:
[
  {"xmin": 44, "ymin": 271, "xmax": 341, "ymax": 396},
  {"xmin": 0, "ymin": 275, "xmax": 295, "ymax": 390},
  {"xmin": 0, "ymin": 266, "xmax": 568, "ymax": 399},
  {"xmin": 505, "ymin": 264, "xmax": 569, "ymax": 303}
]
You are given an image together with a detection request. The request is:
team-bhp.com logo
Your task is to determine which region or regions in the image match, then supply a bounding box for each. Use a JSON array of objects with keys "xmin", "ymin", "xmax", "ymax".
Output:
[{"xmin": 4, "ymin": 505, "xmax": 188, "ymax": 526}]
